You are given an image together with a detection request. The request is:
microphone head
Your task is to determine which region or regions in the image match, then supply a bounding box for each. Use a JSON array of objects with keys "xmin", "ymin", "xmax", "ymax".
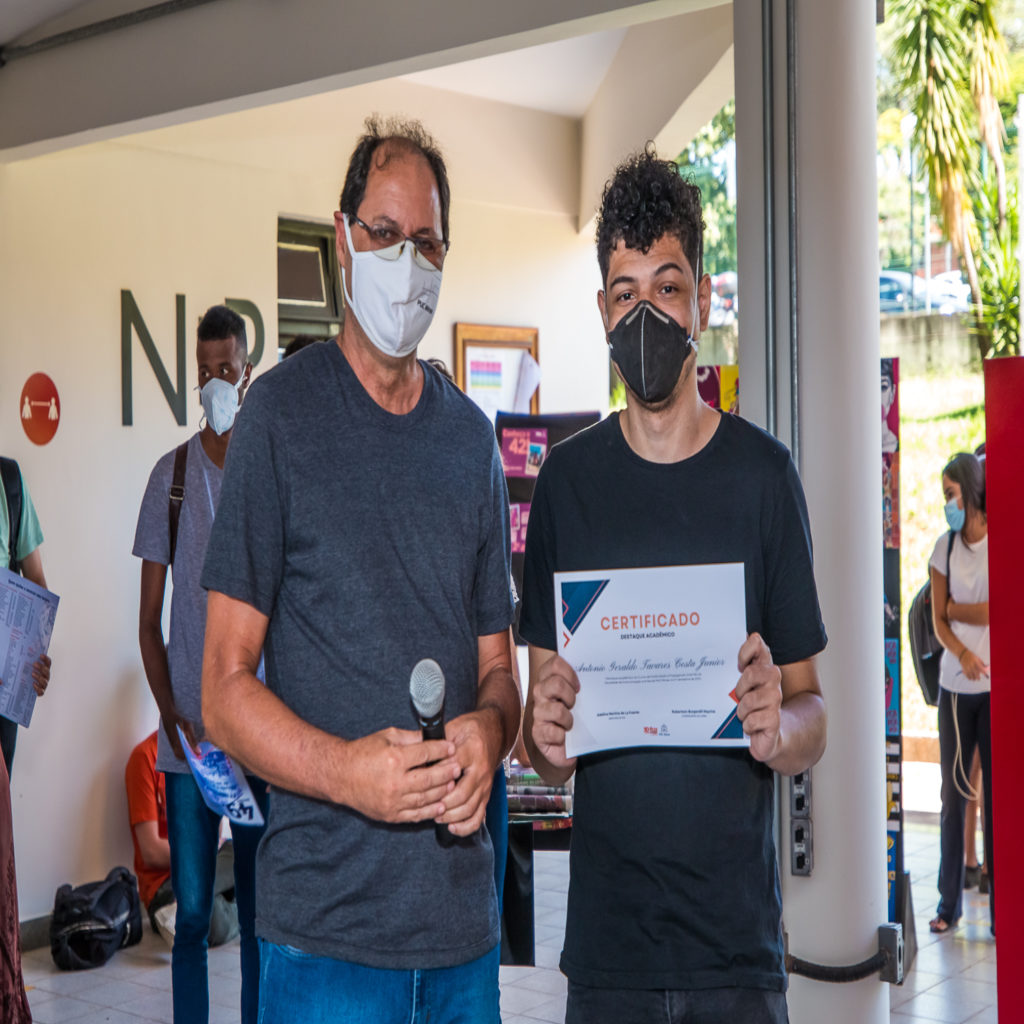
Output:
[{"xmin": 409, "ymin": 658, "xmax": 445, "ymax": 720}]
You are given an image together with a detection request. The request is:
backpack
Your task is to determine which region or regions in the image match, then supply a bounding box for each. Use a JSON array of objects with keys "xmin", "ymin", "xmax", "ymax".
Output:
[
  {"xmin": 168, "ymin": 441, "xmax": 188, "ymax": 567},
  {"xmin": 0, "ymin": 456, "xmax": 23, "ymax": 573},
  {"xmin": 50, "ymin": 866, "xmax": 143, "ymax": 970},
  {"xmin": 907, "ymin": 532, "xmax": 956, "ymax": 707}
]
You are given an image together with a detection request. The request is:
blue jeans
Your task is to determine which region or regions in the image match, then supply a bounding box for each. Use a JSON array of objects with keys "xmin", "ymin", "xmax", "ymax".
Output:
[
  {"xmin": 566, "ymin": 980, "xmax": 789, "ymax": 1024},
  {"xmin": 936, "ymin": 688, "xmax": 994, "ymax": 927},
  {"xmin": 165, "ymin": 770, "xmax": 269, "ymax": 1024},
  {"xmin": 257, "ymin": 940, "xmax": 500, "ymax": 1024}
]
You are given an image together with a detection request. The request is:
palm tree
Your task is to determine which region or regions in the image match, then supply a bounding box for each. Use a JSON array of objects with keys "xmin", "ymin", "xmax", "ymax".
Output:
[
  {"xmin": 887, "ymin": 0, "xmax": 1013, "ymax": 354},
  {"xmin": 968, "ymin": 0, "xmax": 1009, "ymax": 231},
  {"xmin": 890, "ymin": 0, "xmax": 981, "ymax": 303}
]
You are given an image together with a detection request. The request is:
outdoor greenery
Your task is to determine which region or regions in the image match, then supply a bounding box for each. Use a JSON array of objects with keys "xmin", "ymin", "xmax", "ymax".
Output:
[
  {"xmin": 676, "ymin": 100, "xmax": 737, "ymax": 276},
  {"xmin": 878, "ymin": 0, "xmax": 1021, "ymax": 356},
  {"xmin": 973, "ymin": 169, "xmax": 1021, "ymax": 354}
]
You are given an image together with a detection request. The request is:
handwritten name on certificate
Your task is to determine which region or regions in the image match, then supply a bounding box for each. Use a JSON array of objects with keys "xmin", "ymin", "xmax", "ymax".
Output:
[{"xmin": 555, "ymin": 564, "xmax": 748, "ymax": 757}]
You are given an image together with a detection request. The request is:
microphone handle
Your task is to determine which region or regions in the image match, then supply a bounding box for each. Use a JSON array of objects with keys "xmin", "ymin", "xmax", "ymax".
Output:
[{"xmin": 420, "ymin": 713, "xmax": 458, "ymax": 847}]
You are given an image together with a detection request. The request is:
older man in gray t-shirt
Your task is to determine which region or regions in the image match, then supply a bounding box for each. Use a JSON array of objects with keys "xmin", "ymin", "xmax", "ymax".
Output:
[{"xmin": 199, "ymin": 118, "xmax": 521, "ymax": 1024}]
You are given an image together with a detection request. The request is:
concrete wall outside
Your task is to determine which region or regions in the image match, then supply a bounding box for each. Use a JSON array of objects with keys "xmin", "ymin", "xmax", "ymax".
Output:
[{"xmin": 879, "ymin": 312, "xmax": 980, "ymax": 376}]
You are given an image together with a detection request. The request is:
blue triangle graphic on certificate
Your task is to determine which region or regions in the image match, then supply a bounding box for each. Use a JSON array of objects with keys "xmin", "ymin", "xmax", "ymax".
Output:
[
  {"xmin": 560, "ymin": 579, "xmax": 609, "ymax": 637},
  {"xmin": 712, "ymin": 707, "xmax": 744, "ymax": 739}
]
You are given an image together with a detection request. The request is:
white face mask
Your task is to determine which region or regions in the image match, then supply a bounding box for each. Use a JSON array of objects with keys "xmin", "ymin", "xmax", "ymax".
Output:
[
  {"xmin": 341, "ymin": 214, "xmax": 442, "ymax": 359},
  {"xmin": 198, "ymin": 375, "xmax": 244, "ymax": 435}
]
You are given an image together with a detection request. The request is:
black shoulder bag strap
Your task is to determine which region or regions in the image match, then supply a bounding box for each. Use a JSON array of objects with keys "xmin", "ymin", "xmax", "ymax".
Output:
[
  {"xmin": 0, "ymin": 457, "xmax": 24, "ymax": 574},
  {"xmin": 168, "ymin": 442, "xmax": 189, "ymax": 569},
  {"xmin": 946, "ymin": 530, "xmax": 956, "ymax": 595}
]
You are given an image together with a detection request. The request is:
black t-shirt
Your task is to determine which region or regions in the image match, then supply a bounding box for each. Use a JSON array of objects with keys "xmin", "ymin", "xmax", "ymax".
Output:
[{"xmin": 519, "ymin": 411, "xmax": 827, "ymax": 991}]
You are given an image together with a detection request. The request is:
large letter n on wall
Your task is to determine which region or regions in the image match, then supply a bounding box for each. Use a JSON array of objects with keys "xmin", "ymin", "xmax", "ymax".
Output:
[{"xmin": 121, "ymin": 290, "xmax": 187, "ymax": 426}]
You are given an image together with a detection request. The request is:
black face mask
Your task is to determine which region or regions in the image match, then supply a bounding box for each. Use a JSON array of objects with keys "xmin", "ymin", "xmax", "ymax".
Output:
[{"xmin": 606, "ymin": 301, "xmax": 693, "ymax": 405}]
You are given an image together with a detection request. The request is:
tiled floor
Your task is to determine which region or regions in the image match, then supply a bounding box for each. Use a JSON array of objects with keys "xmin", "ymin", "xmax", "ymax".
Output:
[{"xmin": 20, "ymin": 817, "xmax": 997, "ymax": 1023}]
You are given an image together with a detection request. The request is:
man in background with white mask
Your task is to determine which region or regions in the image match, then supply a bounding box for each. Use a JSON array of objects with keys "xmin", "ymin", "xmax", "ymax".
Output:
[
  {"xmin": 199, "ymin": 117, "xmax": 519, "ymax": 1024},
  {"xmin": 520, "ymin": 146, "xmax": 828, "ymax": 1024},
  {"xmin": 133, "ymin": 304, "xmax": 268, "ymax": 1024}
]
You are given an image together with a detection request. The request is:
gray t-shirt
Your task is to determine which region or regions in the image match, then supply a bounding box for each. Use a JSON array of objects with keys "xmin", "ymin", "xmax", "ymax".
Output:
[
  {"xmin": 133, "ymin": 432, "xmax": 221, "ymax": 773},
  {"xmin": 201, "ymin": 342, "xmax": 515, "ymax": 970}
]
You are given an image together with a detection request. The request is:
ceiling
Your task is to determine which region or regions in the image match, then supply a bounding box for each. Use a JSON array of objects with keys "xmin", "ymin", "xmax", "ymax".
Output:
[
  {"xmin": 401, "ymin": 29, "xmax": 627, "ymax": 118},
  {"xmin": 0, "ymin": 0, "xmax": 96, "ymax": 45},
  {"xmin": 0, "ymin": 0, "xmax": 627, "ymax": 121}
]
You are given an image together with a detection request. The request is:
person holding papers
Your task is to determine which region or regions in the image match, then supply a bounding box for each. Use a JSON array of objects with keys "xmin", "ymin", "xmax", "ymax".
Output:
[
  {"xmin": 132, "ymin": 306, "xmax": 268, "ymax": 1024},
  {"xmin": 520, "ymin": 146, "xmax": 828, "ymax": 1024},
  {"xmin": 0, "ymin": 457, "xmax": 52, "ymax": 776}
]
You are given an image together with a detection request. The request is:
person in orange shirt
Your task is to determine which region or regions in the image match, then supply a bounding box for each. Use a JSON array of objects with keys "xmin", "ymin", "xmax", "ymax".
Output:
[{"xmin": 126, "ymin": 733, "xmax": 238, "ymax": 945}]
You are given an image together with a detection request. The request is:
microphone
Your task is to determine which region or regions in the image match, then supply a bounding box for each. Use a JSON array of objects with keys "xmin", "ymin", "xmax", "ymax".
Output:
[{"xmin": 409, "ymin": 658, "xmax": 457, "ymax": 847}]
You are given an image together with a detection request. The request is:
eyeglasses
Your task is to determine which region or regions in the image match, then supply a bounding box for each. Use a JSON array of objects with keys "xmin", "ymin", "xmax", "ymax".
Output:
[{"xmin": 349, "ymin": 214, "xmax": 449, "ymax": 270}]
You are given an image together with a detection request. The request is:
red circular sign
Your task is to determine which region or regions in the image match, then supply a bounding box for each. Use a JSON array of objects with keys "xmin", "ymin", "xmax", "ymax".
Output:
[{"xmin": 20, "ymin": 373, "xmax": 61, "ymax": 446}]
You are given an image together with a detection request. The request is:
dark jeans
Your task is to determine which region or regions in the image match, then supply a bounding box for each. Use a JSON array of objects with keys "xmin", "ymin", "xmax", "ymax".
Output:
[
  {"xmin": 566, "ymin": 981, "xmax": 789, "ymax": 1024},
  {"xmin": 485, "ymin": 768, "xmax": 508, "ymax": 907},
  {"xmin": 0, "ymin": 715, "xmax": 16, "ymax": 777},
  {"xmin": 165, "ymin": 770, "xmax": 269, "ymax": 1024},
  {"xmin": 937, "ymin": 688, "xmax": 994, "ymax": 927}
]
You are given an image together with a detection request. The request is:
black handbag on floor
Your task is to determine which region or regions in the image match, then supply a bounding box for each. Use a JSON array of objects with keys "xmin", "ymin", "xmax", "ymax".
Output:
[{"xmin": 50, "ymin": 866, "xmax": 143, "ymax": 970}]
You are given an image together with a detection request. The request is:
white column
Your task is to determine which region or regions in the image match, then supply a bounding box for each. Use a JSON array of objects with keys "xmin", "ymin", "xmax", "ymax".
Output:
[{"xmin": 734, "ymin": 2, "xmax": 889, "ymax": 1023}]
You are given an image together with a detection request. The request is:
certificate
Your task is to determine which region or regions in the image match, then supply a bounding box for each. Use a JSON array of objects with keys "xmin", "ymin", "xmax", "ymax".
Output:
[{"xmin": 555, "ymin": 563, "xmax": 748, "ymax": 757}]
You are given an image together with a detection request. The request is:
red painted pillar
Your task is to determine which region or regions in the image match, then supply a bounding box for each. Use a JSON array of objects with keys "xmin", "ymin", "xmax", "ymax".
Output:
[{"xmin": 984, "ymin": 355, "xmax": 1024, "ymax": 1016}]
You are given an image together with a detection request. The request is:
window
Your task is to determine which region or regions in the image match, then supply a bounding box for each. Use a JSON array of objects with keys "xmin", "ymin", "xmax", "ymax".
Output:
[{"xmin": 277, "ymin": 219, "xmax": 344, "ymax": 355}]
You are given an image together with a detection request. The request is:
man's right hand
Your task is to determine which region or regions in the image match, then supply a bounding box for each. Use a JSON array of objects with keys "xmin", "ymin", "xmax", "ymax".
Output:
[
  {"xmin": 333, "ymin": 727, "xmax": 460, "ymax": 824},
  {"xmin": 528, "ymin": 654, "xmax": 579, "ymax": 774},
  {"xmin": 161, "ymin": 707, "xmax": 199, "ymax": 761}
]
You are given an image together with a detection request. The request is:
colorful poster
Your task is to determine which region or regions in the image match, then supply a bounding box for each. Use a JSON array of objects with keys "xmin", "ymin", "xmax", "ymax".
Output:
[
  {"xmin": 882, "ymin": 358, "xmax": 902, "ymax": 925},
  {"xmin": 464, "ymin": 348, "xmax": 540, "ymax": 423},
  {"xmin": 883, "ymin": 453, "xmax": 900, "ymax": 549},
  {"xmin": 881, "ymin": 357, "xmax": 899, "ymax": 454},
  {"xmin": 510, "ymin": 502, "xmax": 530, "ymax": 554},
  {"xmin": 885, "ymin": 639, "xmax": 900, "ymax": 735},
  {"xmin": 696, "ymin": 365, "xmax": 720, "ymax": 408},
  {"xmin": 696, "ymin": 365, "xmax": 739, "ymax": 413},
  {"xmin": 501, "ymin": 429, "xmax": 548, "ymax": 478}
]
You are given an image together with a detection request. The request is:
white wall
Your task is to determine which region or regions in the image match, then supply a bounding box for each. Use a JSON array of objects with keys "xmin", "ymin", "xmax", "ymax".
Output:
[{"xmin": 0, "ymin": 79, "xmax": 607, "ymax": 919}]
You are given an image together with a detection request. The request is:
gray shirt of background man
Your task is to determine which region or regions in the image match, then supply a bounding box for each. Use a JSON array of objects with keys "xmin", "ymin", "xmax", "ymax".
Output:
[
  {"xmin": 133, "ymin": 432, "xmax": 222, "ymax": 773},
  {"xmin": 201, "ymin": 343, "xmax": 515, "ymax": 969}
]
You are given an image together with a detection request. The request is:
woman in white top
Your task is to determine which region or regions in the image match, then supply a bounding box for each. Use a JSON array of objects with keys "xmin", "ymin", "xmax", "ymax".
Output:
[{"xmin": 928, "ymin": 452, "xmax": 992, "ymax": 935}]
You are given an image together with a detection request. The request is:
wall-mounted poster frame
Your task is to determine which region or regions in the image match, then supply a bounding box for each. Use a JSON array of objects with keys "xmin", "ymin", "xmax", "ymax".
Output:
[{"xmin": 454, "ymin": 323, "xmax": 540, "ymax": 418}]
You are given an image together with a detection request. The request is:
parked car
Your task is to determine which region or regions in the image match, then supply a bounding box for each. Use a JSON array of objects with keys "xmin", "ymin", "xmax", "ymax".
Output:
[
  {"xmin": 879, "ymin": 270, "xmax": 928, "ymax": 313},
  {"xmin": 927, "ymin": 271, "xmax": 970, "ymax": 314},
  {"xmin": 879, "ymin": 269, "xmax": 970, "ymax": 315}
]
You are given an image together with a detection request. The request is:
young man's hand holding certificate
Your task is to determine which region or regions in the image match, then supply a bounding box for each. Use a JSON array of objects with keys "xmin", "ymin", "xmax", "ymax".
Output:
[{"xmin": 555, "ymin": 563, "xmax": 751, "ymax": 757}]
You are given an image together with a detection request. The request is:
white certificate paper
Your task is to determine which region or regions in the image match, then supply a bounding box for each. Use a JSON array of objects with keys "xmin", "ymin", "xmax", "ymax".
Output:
[
  {"xmin": 555, "ymin": 564, "xmax": 748, "ymax": 757},
  {"xmin": 0, "ymin": 567, "xmax": 59, "ymax": 728}
]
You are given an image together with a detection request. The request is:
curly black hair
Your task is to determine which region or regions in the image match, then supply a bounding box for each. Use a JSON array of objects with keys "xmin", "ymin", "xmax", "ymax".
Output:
[
  {"xmin": 595, "ymin": 142, "xmax": 705, "ymax": 287},
  {"xmin": 339, "ymin": 115, "xmax": 451, "ymax": 245}
]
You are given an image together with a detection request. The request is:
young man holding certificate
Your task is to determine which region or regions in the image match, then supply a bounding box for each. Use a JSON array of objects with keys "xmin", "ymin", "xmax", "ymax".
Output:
[{"xmin": 520, "ymin": 146, "xmax": 828, "ymax": 1024}]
